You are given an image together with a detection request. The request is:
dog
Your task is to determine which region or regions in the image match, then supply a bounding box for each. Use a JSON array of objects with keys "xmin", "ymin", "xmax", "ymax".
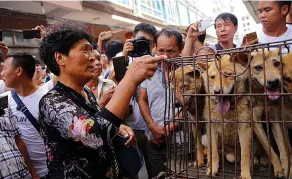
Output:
[
  {"xmin": 198, "ymin": 53, "xmax": 252, "ymax": 178},
  {"xmin": 250, "ymin": 50, "xmax": 291, "ymax": 178},
  {"xmin": 172, "ymin": 65, "xmax": 206, "ymax": 167},
  {"xmin": 281, "ymin": 52, "xmax": 292, "ymax": 178}
]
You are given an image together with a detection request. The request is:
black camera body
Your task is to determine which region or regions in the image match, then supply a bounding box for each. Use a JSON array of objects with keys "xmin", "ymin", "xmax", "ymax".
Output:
[{"xmin": 128, "ymin": 36, "xmax": 151, "ymax": 58}]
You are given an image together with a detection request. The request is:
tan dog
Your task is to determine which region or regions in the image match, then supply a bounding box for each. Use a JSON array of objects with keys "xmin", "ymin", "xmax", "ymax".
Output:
[
  {"xmin": 250, "ymin": 50, "xmax": 289, "ymax": 178},
  {"xmin": 172, "ymin": 66, "xmax": 205, "ymax": 167},
  {"xmin": 199, "ymin": 54, "xmax": 252, "ymax": 178},
  {"xmin": 281, "ymin": 52, "xmax": 292, "ymax": 178}
]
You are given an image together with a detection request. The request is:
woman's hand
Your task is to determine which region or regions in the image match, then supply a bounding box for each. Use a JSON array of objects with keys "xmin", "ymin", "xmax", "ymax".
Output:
[
  {"xmin": 119, "ymin": 124, "xmax": 136, "ymax": 147},
  {"xmin": 98, "ymin": 88, "xmax": 115, "ymax": 108},
  {"xmin": 124, "ymin": 55, "xmax": 167, "ymax": 86}
]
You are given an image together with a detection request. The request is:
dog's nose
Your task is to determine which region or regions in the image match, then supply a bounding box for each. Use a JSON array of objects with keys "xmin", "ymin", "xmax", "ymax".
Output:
[
  {"xmin": 175, "ymin": 101, "xmax": 182, "ymax": 108},
  {"xmin": 267, "ymin": 79, "xmax": 280, "ymax": 88},
  {"xmin": 214, "ymin": 89, "xmax": 221, "ymax": 94}
]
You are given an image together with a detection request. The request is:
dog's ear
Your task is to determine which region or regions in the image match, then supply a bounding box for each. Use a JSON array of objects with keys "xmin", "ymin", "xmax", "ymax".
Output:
[
  {"xmin": 230, "ymin": 52, "xmax": 249, "ymax": 66},
  {"xmin": 186, "ymin": 69, "xmax": 201, "ymax": 79},
  {"xmin": 283, "ymin": 53, "xmax": 292, "ymax": 65}
]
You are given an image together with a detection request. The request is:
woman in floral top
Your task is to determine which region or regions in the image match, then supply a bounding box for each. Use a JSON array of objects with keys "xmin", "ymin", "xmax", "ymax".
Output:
[{"xmin": 39, "ymin": 21, "xmax": 166, "ymax": 179}]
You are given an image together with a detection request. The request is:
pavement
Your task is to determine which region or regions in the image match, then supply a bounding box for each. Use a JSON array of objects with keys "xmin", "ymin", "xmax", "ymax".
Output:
[{"xmin": 138, "ymin": 164, "xmax": 148, "ymax": 179}]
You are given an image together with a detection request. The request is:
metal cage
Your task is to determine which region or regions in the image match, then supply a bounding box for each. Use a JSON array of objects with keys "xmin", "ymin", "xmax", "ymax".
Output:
[{"xmin": 162, "ymin": 40, "xmax": 292, "ymax": 179}]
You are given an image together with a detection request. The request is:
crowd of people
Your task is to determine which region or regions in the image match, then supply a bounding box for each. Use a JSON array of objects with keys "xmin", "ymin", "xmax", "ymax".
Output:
[{"xmin": 0, "ymin": 0, "xmax": 291, "ymax": 179}]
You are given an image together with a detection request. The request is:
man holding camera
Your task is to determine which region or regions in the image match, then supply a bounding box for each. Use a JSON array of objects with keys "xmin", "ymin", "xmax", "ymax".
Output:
[
  {"xmin": 115, "ymin": 23, "xmax": 157, "ymax": 177},
  {"xmin": 138, "ymin": 28, "xmax": 183, "ymax": 178}
]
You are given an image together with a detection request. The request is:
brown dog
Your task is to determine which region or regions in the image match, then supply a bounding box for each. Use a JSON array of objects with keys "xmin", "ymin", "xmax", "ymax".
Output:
[
  {"xmin": 250, "ymin": 50, "xmax": 288, "ymax": 178},
  {"xmin": 172, "ymin": 65, "xmax": 205, "ymax": 167},
  {"xmin": 198, "ymin": 54, "xmax": 252, "ymax": 178}
]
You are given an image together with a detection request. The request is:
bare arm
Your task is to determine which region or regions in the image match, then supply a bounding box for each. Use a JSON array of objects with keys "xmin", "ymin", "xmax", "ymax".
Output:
[
  {"xmin": 181, "ymin": 22, "xmax": 205, "ymax": 56},
  {"xmin": 181, "ymin": 36, "xmax": 194, "ymax": 56},
  {"xmin": 138, "ymin": 88, "xmax": 154, "ymax": 126},
  {"xmin": 105, "ymin": 55, "xmax": 167, "ymax": 120},
  {"xmin": 15, "ymin": 136, "xmax": 39, "ymax": 179}
]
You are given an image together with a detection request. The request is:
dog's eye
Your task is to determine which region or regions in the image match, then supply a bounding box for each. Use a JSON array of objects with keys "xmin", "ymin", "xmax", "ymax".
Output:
[
  {"xmin": 284, "ymin": 76, "xmax": 292, "ymax": 83},
  {"xmin": 274, "ymin": 61, "xmax": 281, "ymax": 67},
  {"xmin": 254, "ymin": 65, "xmax": 263, "ymax": 71},
  {"xmin": 210, "ymin": 75, "xmax": 215, "ymax": 79},
  {"xmin": 225, "ymin": 73, "xmax": 232, "ymax": 76}
]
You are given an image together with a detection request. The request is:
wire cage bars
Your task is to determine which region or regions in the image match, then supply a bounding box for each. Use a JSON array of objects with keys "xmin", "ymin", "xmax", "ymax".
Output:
[{"xmin": 162, "ymin": 39, "xmax": 292, "ymax": 179}]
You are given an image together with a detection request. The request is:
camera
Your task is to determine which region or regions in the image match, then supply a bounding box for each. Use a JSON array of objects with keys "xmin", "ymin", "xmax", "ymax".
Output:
[{"xmin": 128, "ymin": 36, "xmax": 151, "ymax": 58}]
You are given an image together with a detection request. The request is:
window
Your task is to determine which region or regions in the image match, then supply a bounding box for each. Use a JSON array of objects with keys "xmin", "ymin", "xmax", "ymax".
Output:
[
  {"xmin": 243, "ymin": 23, "xmax": 246, "ymax": 27},
  {"xmin": 242, "ymin": 17, "xmax": 245, "ymax": 21},
  {"xmin": 2, "ymin": 31, "xmax": 14, "ymax": 45},
  {"xmin": 247, "ymin": 22, "xmax": 250, "ymax": 26},
  {"xmin": 140, "ymin": 0, "xmax": 163, "ymax": 19}
]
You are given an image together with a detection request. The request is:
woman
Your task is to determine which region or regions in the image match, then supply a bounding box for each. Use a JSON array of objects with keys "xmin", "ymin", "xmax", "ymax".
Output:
[
  {"xmin": 86, "ymin": 51, "xmax": 116, "ymax": 108},
  {"xmin": 39, "ymin": 21, "xmax": 166, "ymax": 179}
]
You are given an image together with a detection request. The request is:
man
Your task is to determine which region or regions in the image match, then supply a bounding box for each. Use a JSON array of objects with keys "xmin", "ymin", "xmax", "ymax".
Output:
[
  {"xmin": 256, "ymin": 1, "xmax": 292, "ymax": 47},
  {"xmin": 114, "ymin": 23, "xmax": 158, "ymax": 177},
  {"xmin": 121, "ymin": 23, "xmax": 157, "ymax": 57},
  {"xmin": 212, "ymin": 13, "xmax": 238, "ymax": 50},
  {"xmin": 182, "ymin": 13, "xmax": 238, "ymax": 56},
  {"xmin": 138, "ymin": 28, "xmax": 183, "ymax": 178},
  {"xmin": 1, "ymin": 52, "xmax": 56, "ymax": 178}
]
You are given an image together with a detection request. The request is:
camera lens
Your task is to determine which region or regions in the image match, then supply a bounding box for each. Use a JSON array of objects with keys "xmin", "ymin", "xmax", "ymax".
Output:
[{"xmin": 135, "ymin": 40, "xmax": 149, "ymax": 55}]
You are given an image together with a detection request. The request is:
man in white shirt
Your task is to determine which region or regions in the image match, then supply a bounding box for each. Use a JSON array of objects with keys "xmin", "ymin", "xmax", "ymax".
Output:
[
  {"xmin": 1, "ymin": 52, "xmax": 56, "ymax": 178},
  {"xmin": 241, "ymin": 1, "xmax": 292, "ymax": 50}
]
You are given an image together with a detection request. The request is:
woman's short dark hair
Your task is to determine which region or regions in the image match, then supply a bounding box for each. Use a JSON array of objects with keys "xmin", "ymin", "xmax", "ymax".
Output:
[
  {"xmin": 7, "ymin": 52, "xmax": 35, "ymax": 79},
  {"xmin": 40, "ymin": 21, "xmax": 94, "ymax": 76},
  {"xmin": 155, "ymin": 28, "xmax": 183, "ymax": 49},
  {"xmin": 214, "ymin": 12, "xmax": 238, "ymax": 28},
  {"xmin": 105, "ymin": 40, "xmax": 124, "ymax": 60},
  {"xmin": 133, "ymin": 23, "xmax": 157, "ymax": 38}
]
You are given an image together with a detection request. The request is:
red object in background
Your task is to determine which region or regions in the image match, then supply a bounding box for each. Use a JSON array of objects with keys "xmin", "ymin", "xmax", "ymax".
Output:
[
  {"xmin": 125, "ymin": 31, "xmax": 133, "ymax": 39},
  {"xmin": 86, "ymin": 25, "xmax": 92, "ymax": 32}
]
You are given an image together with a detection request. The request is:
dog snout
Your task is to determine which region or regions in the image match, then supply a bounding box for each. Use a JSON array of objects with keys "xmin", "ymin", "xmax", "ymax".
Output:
[
  {"xmin": 175, "ymin": 101, "xmax": 182, "ymax": 108},
  {"xmin": 214, "ymin": 89, "xmax": 221, "ymax": 94},
  {"xmin": 267, "ymin": 79, "xmax": 280, "ymax": 88}
]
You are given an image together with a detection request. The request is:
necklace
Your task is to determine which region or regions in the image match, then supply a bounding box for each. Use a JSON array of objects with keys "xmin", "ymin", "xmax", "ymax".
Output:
[{"xmin": 19, "ymin": 86, "xmax": 35, "ymax": 100}]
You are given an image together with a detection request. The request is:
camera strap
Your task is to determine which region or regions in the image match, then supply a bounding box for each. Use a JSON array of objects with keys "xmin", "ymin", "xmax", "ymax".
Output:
[{"xmin": 11, "ymin": 90, "xmax": 40, "ymax": 133}]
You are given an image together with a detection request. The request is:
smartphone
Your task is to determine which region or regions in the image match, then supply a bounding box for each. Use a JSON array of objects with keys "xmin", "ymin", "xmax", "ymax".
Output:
[
  {"xmin": 246, "ymin": 32, "xmax": 258, "ymax": 43},
  {"xmin": 23, "ymin": 29, "xmax": 41, "ymax": 39},
  {"xmin": 113, "ymin": 56, "xmax": 129, "ymax": 82},
  {"xmin": 198, "ymin": 17, "xmax": 214, "ymax": 32},
  {"xmin": 0, "ymin": 94, "xmax": 8, "ymax": 110},
  {"xmin": 0, "ymin": 30, "xmax": 2, "ymax": 41}
]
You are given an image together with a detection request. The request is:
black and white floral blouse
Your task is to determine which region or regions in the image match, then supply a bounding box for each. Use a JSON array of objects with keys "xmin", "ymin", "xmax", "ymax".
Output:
[{"xmin": 39, "ymin": 82, "xmax": 121, "ymax": 179}]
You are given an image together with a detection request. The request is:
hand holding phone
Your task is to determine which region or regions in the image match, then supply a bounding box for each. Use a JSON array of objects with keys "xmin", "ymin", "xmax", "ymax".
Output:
[
  {"xmin": 23, "ymin": 29, "xmax": 41, "ymax": 39},
  {"xmin": 113, "ymin": 56, "xmax": 129, "ymax": 82},
  {"xmin": 241, "ymin": 32, "xmax": 258, "ymax": 47},
  {"xmin": 198, "ymin": 17, "xmax": 214, "ymax": 32}
]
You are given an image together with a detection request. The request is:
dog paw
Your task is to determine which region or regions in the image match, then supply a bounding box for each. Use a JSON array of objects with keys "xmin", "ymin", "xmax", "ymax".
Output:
[
  {"xmin": 226, "ymin": 153, "xmax": 236, "ymax": 163},
  {"xmin": 206, "ymin": 166, "xmax": 219, "ymax": 176},
  {"xmin": 240, "ymin": 176, "xmax": 251, "ymax": 179},
  {"xmin": 273, "ymin": 167, "xmax": 284, "ymax": 178},
  {"xmin": 254, "ymin": 157, "xmax": 259, "ymax": 165},
  {"xmin": 260, "ymin": 156, "xmax": 269, "ymax": 166},
  {"xmin": 283, "ymin": 166, "xmax": 292, "ymax": 179}
]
